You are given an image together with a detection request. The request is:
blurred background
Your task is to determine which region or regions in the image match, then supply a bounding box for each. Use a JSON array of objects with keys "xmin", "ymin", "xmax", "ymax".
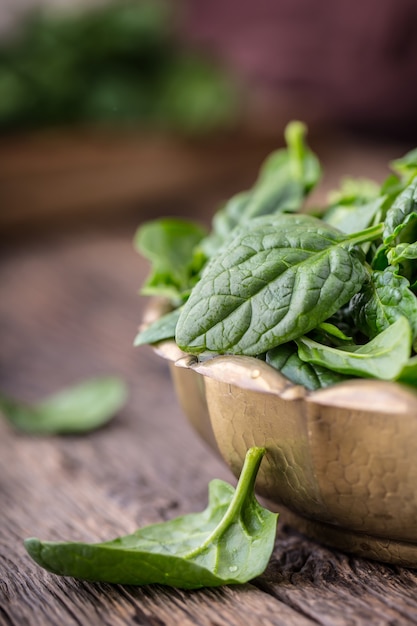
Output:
[{"xmin": 1, "ymin": 0, "xmax": 417, "ymax": 235}]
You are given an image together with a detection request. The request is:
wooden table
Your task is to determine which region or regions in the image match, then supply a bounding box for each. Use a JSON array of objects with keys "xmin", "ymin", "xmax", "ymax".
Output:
[{"xmin": 2, "ymin": 135, "xmax": 417, "ymax": 625}]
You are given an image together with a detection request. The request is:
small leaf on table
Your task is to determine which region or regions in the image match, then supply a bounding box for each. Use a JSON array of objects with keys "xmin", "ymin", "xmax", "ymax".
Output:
[
  {"xmin": 0, "ymin": 376, "xmax": 128, "ymax": 435},
  {"xmin": 25, "ymin": 447, "xmax": 278, "ymax": 588}
]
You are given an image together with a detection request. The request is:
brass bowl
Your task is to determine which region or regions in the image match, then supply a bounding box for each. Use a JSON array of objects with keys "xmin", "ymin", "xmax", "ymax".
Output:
[{"xmin": 144, "ymin": 306, "xmax": 417, "ymax": 566}]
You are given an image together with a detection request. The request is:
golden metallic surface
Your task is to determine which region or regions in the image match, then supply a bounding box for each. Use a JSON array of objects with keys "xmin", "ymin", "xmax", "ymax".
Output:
[{"xmin": 155, "ymin": 340, "xmax": 417, "ymax": 566}]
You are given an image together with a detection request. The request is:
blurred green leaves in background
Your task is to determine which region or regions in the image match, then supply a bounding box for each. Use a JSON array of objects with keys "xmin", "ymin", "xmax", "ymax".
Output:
[{"xmin": 0, "ymin": 0, "xmax": 239, "ymax": 133}]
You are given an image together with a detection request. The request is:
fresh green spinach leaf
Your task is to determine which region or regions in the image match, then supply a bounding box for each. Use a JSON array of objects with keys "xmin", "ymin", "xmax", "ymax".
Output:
[
  {"xmin": 387, "ymin": 241, "xmax": 417, "ymax": 265},
  {"xmin": 134, "ymin": 123, "xmax": 417, "ymax": 389},
  {"xmin": 200, "ymin": 121, "xmax": 321, "ymax": 257},
  {"xmin": 296, "ymin": 317, "xmax": 411, "ymax": 380},
  {"xmin": 383, "ymin": 179, "xmax": 417, "ymax": 245},
  {"xmin": 350, "ymin": 267, "xmax": 417, "ymax": 340},
  {"xmin": 134, "ymin": 308, "xmax": 180, "ymax": 346},
  {"xmin": 316, "ymin": 323, "xmax": 353, "ymax": 343},
  {"xmin": 25, "ymin": 447, "xmax": 277, "ymax": 588},
  {"xmin": 391, "ymin": 148, "xmax": 417, "ymax": 185},
  {"xmin": 322, "ymin": 177, "xmax": 383, "ymax": 236},
  {"xmin": 0, "ymin": 377, "xmax": 127, "ymax": 435},
  {"xmin": 327, "ymin": 177, "xmax": 380, "ymax": 205},
  {"xmin": 398, "ymin": 355, "xmax": 417, "ymax": 386},
  {"xmin": 176, "ymin": 214, "xmax": 381, "ymax": 356},
  {"xmin": 322, "ymin": 196, "xmax": 384, "ymax": 237},
  {"xmin": 134, "ymin": 218, "xmax": 207, "ymax": 303},
  {"xmin": 266, "ymin": 343, "xmax": 349, "ymax": 390},
  {"xmin": 387, "ymin": 241, "xmax": 417, "ymax": 288}
]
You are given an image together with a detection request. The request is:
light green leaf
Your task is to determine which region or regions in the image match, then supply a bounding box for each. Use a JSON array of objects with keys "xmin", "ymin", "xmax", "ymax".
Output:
[
  {"xmin": 296, "ymin": 317, "xmax": 412, "ymax": 380},
  {"xmin": 387, "ymin": 241, "xmax": 417, "ymax": 265},
  {"xmin": 391, "ymin": 148, "xmax": 417, "ymax": 184},
  {"xmin": 134, "ymin": 218, "xmax": 207, "ymax": 303},
  {"xmin": 0, "ymin": 377, "xmax": 128, "ymax": 435},
  {"xmin": 322, "ymin": 196, "xmax": 384, "ymax": 236},
  {"xmin": 316, "ymin": 322, "xmax": 352, "ymax": 342},
  {"xmin": 25, "ymin": 447, "xmax": 278, "ymax": 588}
]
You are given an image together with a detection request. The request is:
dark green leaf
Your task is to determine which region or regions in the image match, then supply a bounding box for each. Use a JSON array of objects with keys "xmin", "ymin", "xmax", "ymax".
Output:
[
  {"xmin": 176, "ymin": 215, "xmax": 381, "ymax": 356},
  {"xmin": 134, "ymin": 308, "xmax": 180, "ymax": 346},
  {"xmin": 25, "ymin": 447, "xmax": 277, "ymax": 588},
  {"xmin": 398, "ymin": 356, "xmax": 417, "ymax": 386},
  {"xmin": 351, "ymin": 267, "xmax": 417, "ymax": 340},
  {"xmin": 134, "ymin": 218, "xmax": 207, "ymax": 303},
  {"xmin": 0, "ymin": 377, "xmax": 127, "ymax": 435},
  {"xmin": 266, "ymin": 342, "xmax": 349, "ymax": 390},
  {"xmin": 296, "ymin": 317, "xmax": 412, "ymax": 380},
  {"xmin": 383, "ymin": 179, "xmax": 417, "ymax": 245},
  {"xmin": 371, "ymin": 243, "xmax": 390, "ymax": 270}
]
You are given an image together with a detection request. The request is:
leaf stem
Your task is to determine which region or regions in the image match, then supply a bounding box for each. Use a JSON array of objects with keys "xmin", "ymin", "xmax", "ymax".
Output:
[
  {"xmin": 346, "ymin": 223, "xmax": 384, "ymax": 246},
  {"xmin": 285, "ymin": 121, "xmax": 306, "ymax": 181},
  {"xmin": 184, "ymin": 447, "xmax": 266, "ymax": 560}
]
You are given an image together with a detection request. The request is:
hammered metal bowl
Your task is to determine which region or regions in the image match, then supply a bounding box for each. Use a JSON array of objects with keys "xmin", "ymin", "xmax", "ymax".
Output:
[{"xmin": 144, "ymin": 305, "xmax": 417, "ymax": 566}]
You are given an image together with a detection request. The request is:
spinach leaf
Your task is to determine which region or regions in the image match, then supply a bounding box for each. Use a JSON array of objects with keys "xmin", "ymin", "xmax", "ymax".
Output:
[
  {"xmin": 387, "ymin": 242, "xmax": 417, "ymax": 265},
  {"xmin": 134, "ymin": 308, "xmax": 180, "ymax": 346},
  {"xmin": 387, "ymin": 242, "xmax": 417, "ymax": 288},
  {"xmin": 350, "ymin": 267, "xmax": 417, "ymax": 340},
  {"xmin": 134, "ymin": 218, "xmax": 207, "ymax": 303},
  {"xmin": 176, "ymin": 214, "xmax": 381, "ymax": 356},
  {"xmin": 322, "ymin": 197, "xmax": 384, "ymax": 237},
  {"xmin": 383, "ymin": 179, "xmax": 417, "ymax": 245},
  {"xmin": 266, "ymin": 342, "xmax": 349, "ymax": 390},
  {"xmin": 322, "ymin": 177, "xmax": 383, "ymax": 236},
  {"xmin": 296, "ymin": 317, "xmax": 411, "ymax": 380},
  {"xmin": 380, "ymin": 173, "xmax": 405, "ymax": 200},
  {"xmin": 315, "ymin": 323, "xmax": 353, "ymax": 343},
  {"xmin": 200, "ymin": 192, "xmax": 250, "ymax": 258},
  {"xmin": 371, "ymin": 242, "xmax": 390, "ymax": 271},
  {"xmin": 200, "ymin": 121, "xmax": 321, "ymax": 257},
  {"xmin": 327, "ymin": 177, "xmax": 381, "ymax": 205},
  {"xmin": 0, "ymin": 377, "xmax": 127, "ymax": 435},
  {"xmin": 398, "ymin": 355, "xmax": 417, "ymax": 386},
  {"xmin": 391, "ymin": 148, "xmax": 417, "ymax": 185},
  {"xmin": 25, "ymin": 447, "xmax": 277, "ymax": 588}
]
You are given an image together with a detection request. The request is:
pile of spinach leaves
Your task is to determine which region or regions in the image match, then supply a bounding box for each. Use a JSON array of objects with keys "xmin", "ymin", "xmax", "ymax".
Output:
[{"xmin": 135, "ymin": 122, "xmax": 417, "ymax": 391}]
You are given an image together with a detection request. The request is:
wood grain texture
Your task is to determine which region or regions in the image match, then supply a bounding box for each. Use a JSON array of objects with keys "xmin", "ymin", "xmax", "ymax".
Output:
[
  {"xmin": 0, "ymin": 129, "xmax": 409, "ymax": 238},
  {"xmin": 0, "ymin": 131, "xmax": 282, "ymax": 235},
  {"xmin": 1, "ymin": 225, "xmax": 417, "ymax": 625}
]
